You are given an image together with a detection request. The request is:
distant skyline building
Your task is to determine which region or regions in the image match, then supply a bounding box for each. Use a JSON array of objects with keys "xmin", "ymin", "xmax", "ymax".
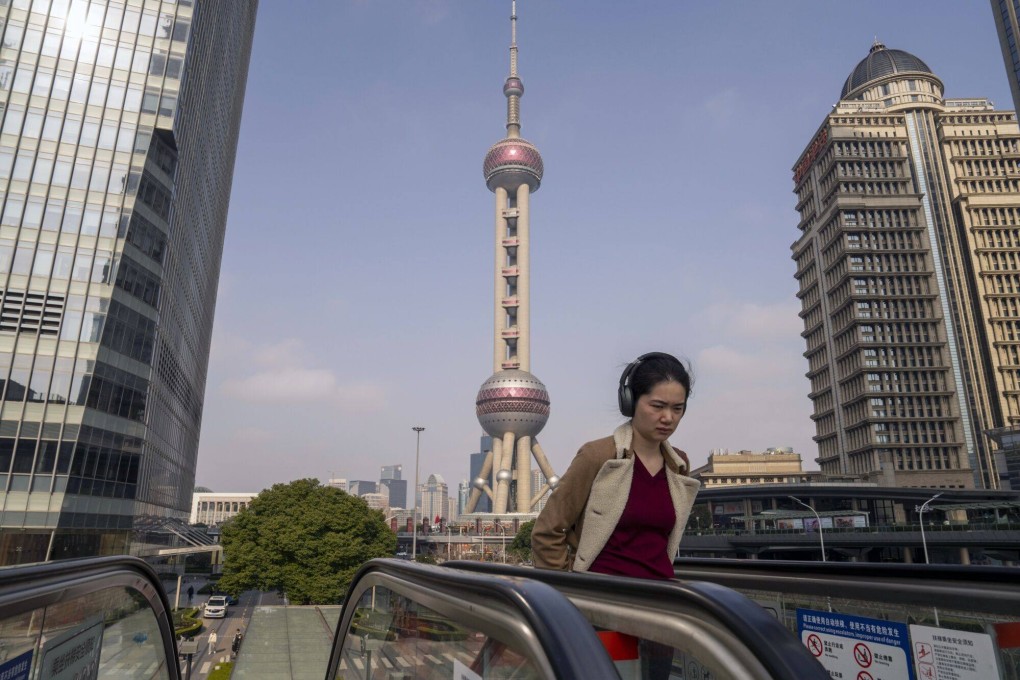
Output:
[
  {"xmin": 791, "ymin": 41, "xmax": 1020, "ymax": 490},
  {"xmin": 457, "ymin": 479, "xmax": 470, "ymax": 517},
  {"xmin": 380, "ymin": 464, "xmax": 402, "ymax": 481},
  {"xmin": 0, "ymin": 0, "xmax": 258, "ymax": 564},
  {"xmin": 420, "ymin": 472, "xmax": 448, "ymax": 524},
  {"xmin": 348, "ymin": 480, "xmax": 377, "ymax": 497},
  {"xmin": 466, "ymin": 1, "xmax": 558, "ymax": 516},
  {"xmin": 326, "ymin": 478, "xmax": 348, "ymax": 492},
  {"xmin": 190, "ymin": 492, "xmax": 257, "ymax": 527},
  {"xmin": 689, "ymin": 448, "xmax": 821, "ymax": 488},
  {"xmin": 361, "ymin": 491, "xmax": 387, "ymax": 511},
  {"xmin": 380, "ymin": 478, "xmax": 406, "ymax": 509}
]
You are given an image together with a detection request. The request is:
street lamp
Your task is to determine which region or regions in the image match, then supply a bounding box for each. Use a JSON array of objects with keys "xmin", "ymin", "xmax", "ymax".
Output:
[
  {"xmin": 789, "ymin": 496, "xmax": 826, "ymax": 562},
  {"xmin": 916, "ymin": 492, "xmax": 943, "ymax": 565},
  {"xmin": 411, "ymin": 426, "xmax": 425, "ymax": 560},
  {"xmin": 446, "ymin": 526, "xmax": 452, "ymax": 561}
]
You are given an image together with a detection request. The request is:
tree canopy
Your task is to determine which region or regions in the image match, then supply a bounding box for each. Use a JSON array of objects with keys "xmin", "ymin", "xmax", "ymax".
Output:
[
  {"xmin": 217, "ymin": 479, "xmax": 396, "ymax": 604},
  {"xmin": 509, "ymin": 520, "xmax": 534, "ymax": 563}
]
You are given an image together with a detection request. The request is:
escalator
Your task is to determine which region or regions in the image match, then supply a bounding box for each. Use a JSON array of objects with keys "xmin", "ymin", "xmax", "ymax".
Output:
[
  {"xmin": 0, "ymin": 556, "xmax": 182, "ymax": 679},
  {"xmin": 328, "ymin": 558, "xmax": 828, "ymax": 679},
  {"xmin": 325, "ymin": 558, "xmax": 617, "ymax": 679}
]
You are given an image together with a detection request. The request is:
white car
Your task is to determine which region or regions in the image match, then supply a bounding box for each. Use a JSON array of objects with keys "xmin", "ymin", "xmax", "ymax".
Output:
[{"xmin": 203, "ymin": 596, "xmax": 228, "ymax": 618}]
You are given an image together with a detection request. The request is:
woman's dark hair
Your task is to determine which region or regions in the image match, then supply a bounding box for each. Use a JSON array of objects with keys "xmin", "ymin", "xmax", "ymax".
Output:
[{"xmin": 625, "ymin": 352, "xmax": 694, "ymax": 409}]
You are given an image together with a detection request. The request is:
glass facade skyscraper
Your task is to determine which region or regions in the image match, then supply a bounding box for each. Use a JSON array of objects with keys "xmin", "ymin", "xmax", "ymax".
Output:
[{"xmin": 0, "ymin": 0, "xmax": 257, "ymax": 565}]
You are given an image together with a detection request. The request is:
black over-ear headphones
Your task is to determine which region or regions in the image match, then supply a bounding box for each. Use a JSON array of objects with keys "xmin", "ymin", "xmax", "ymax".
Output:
[{"xmin": 617, "ymin": 352, "xmax": 679, "ymax": 418}]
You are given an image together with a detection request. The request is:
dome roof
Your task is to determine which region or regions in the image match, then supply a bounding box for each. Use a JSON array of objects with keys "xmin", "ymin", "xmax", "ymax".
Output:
[
  {"xmin": 483, "ymin": 138, "xmax": 543, "ymax": 193},
  {"xmin": 841, "ymin": 42, "xmax": 934, "ymax": 99},
  {"xmin": 475, "ymin": 369, "xmax": 550, "ymax": 438}
]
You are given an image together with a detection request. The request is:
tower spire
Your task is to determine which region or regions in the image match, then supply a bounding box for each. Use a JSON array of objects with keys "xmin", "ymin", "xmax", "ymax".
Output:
[{"xmin": 504, "ymin": 0, "xmax": 524, "ymax": 138}]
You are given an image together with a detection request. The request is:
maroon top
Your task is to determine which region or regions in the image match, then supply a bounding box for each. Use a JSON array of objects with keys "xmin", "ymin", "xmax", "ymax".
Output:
[{"xmin": 588, "ymin": 456, "xmax": 676, "ymax": 580}]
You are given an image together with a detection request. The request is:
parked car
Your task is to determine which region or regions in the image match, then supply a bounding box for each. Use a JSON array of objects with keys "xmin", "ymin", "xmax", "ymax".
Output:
[{"xmin": 203, "ymin": 596, "xmax": 228, "ymax": 618}]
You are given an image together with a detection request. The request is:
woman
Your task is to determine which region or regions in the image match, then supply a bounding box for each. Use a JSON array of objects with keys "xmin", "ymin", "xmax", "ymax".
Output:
[{"xmin": 531, "ymin": 352, "xmax": 700, "ymax": 677}]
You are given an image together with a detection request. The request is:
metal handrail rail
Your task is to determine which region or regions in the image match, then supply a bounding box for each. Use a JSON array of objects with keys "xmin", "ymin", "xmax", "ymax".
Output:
[
  {"xmin": 0, "ymin": 555, "xmax": 181, "ymax": 679},
  {"xmin": 325, "ymin": 558, "xmax": 617, "ymax": 680},
  {"xmin": 445, "ymin": 561, "xmax": 829, "ymax": 680},
  {"xmin": 673, "ymin": 557, "xmax": 1020, "ymax": 616}
]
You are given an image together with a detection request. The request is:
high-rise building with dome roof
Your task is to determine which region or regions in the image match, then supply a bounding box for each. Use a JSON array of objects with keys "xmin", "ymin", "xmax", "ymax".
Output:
[
  {"xmin": 992, "ymin": 0, "xmax": 1020, "ymax": 115},
  {"xmin": 465, "ymin": 2, "xmax": 558, "ymax": 515},
  {"xmin": 791, "ymin": 41, "xmax": 1020, "ymax": 490},
  {"xmin": 0, "ymin": 0, "xmax": 258, "ymax": 564}
]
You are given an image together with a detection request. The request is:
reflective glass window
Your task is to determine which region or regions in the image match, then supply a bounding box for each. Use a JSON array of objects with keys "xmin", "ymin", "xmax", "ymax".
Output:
[
  {"xmin": 43, "ymin": 200, "xmax": 64, "ymax": 231},
  {"xmin": 0, "ymin": 150, "xmax": 14, "ymax": 179},
  {"xmin": 32, "ymin": 244, "xmax": 54, "ymax": 277},
  {"xmin": 11, "ymin": 244, "xmax": 32, "ymax": 273},
  {"xmin": 52, "ymin": 158, "xmax": 72, "ymax": 187},
  {"xmin": 31, "ymin": 157, "xmax": 52, "ymax": 183},
  {"xmin": 53, "ymin": 246, "xmax": 74, "ymax": 278},
  {"xmin": 3, "ymin": 108, "xmax": 25, "ymax": 135},
  {"xmin": 0, "ymin": 240, "xmax": 14, "ymax": 273},
  {"xmin": 3, "ymin": 199, "xmax": 25, "ymax": 226},
  {"xmin": 23, "ymin": 199, "xmax": 43, "ymax": 228}
]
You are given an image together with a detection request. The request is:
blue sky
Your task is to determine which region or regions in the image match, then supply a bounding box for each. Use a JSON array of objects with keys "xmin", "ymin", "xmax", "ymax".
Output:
[{"xmin": 194, "ymin": 1, "xmax": 1012, "ymax": 494}]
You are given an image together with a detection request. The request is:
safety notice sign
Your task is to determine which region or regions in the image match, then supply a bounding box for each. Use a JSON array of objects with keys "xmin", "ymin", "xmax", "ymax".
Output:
[
  {"xmin": 797, "ymin": 609, "xmax": 912, "ymax": 680},
  {"xmin": 909, "ymin": 625, "xmax": 999, "ymax": 680}
]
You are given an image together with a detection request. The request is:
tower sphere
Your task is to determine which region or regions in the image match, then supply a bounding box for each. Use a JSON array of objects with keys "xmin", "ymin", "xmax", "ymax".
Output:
[
  {"xmin": 503, "ymin": 76, "xmax": 524, "ymax": 98},
  {"xmin": 483, "ymin": 138, "xmax": 544, "ymax": 192},
  {"xmin": 476, "ymin": 369, "xmax": 550, "ymax": 438}
]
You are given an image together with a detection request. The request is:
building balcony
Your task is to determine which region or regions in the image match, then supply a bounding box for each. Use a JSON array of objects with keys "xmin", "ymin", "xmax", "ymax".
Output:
[
  {"xmin": 501, "ymin": 327, "xmax": 520, "ymax": 339},
  {"xmin": 501, "ymin": 267, "xmax": 519, "ymax": 278},
  {"xmin": 501, "ymin": 238, "xmax": 519, "ymax": 248},
  {"xmin": 502, "ymin": 208, "xmax": 519, "ymax": 220},
  {"xmin": 501, "ymin": 360, "xmax": 521, "ymax": 370},
  {"xmin": 501, "ymin": 297, "xmax": 519, "ymax": 308}
]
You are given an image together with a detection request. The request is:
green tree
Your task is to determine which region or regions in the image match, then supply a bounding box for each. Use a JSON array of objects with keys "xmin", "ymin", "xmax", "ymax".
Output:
[
  {"xmin": 689, "ymin": 503, "xmax": 712, "ymax": 532},
  {"xmin": 217, "ymin": 479, "xmax": 396, "ymax": 604},
  {"xmin": 508, "ymin": 520, "xmax": 535, "ymax": 563}
]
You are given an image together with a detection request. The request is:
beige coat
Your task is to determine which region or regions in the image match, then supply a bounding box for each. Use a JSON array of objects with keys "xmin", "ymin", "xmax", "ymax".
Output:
[{"xmin": 531, "ymin": 423, "xmax": 701, "ymax": 573}]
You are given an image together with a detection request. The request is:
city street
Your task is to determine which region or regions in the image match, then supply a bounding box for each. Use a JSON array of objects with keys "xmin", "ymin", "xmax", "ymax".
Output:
[{"xmin": 180, "ymin": 589, "xmax": 274, "ymax": 679}]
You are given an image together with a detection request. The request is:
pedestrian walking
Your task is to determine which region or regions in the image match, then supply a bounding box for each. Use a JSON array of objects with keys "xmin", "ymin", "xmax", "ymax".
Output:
[
  {"xmin": 187, "ymin": 585, "xmax": 194, "ymax": 605},
  {"xmin": 231, "ymin": 629, "xmax": 243, "ymax": 657},
  {"xmin": 207, "ymin": 630, "xmax": 217, "ymax": 655}
]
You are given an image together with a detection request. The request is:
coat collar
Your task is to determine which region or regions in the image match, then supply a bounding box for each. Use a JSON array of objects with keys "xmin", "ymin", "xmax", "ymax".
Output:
[{"xmin": 612, "ymin": 423, "xmax": 687, "ymax": 474}]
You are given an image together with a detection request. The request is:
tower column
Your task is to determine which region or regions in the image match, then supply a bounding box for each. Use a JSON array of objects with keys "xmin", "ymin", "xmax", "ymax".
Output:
[
  {"xmin": 494, "ymin": 186, "xmax": 509, "ymax": 372},
  {"xmin": 515, "ymin": 435, "xmax": 531, "ymax": 513},
  {"xmin": 494, "ymin": 431, "xmax": 515, "ymax": 513},
  {"xmin": 516, "ymin": 184, "xmax": 530, "ymax": 372}
]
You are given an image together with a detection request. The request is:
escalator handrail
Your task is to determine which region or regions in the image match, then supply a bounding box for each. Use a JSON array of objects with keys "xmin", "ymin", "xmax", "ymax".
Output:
[
  {"xmin": 0, "ymin": 555, "xmax": 181, "ymax": 679},
  {"xmin": 326, "ymin": 558, "xmax": 618, "ymax": 680},
  {"xmin": 445, "ymin": 560, "xmax": 828, "ymax": 680},
  {"xmin": 673, "ymin": 557, "xmax": 1020, "ymax": 616}
]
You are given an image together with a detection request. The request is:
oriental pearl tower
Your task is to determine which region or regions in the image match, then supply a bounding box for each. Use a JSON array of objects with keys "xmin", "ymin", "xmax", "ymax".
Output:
[{"xmin": 465, "ymin": 1, "xmax": 559, "ymax": 515}]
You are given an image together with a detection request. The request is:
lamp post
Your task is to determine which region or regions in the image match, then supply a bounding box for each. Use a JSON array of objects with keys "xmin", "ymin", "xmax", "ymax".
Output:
[
  {"xmin": 916, "ymin": 492, "xmax": 943, "ymax": 564},
  {"xmin": 446, "ymin": 526, "xmax": 452, "ymax": 561},
  {"xmin": 789, "ymin": 496, "xmax": 826, "ymax": 562},
  {"xmin": 411, "ymin": 426, "xmax": 425, "ymax": 560},
  {"xmin": 495, "ymin": 524, "xmax": 507, "ymax": 564}
]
